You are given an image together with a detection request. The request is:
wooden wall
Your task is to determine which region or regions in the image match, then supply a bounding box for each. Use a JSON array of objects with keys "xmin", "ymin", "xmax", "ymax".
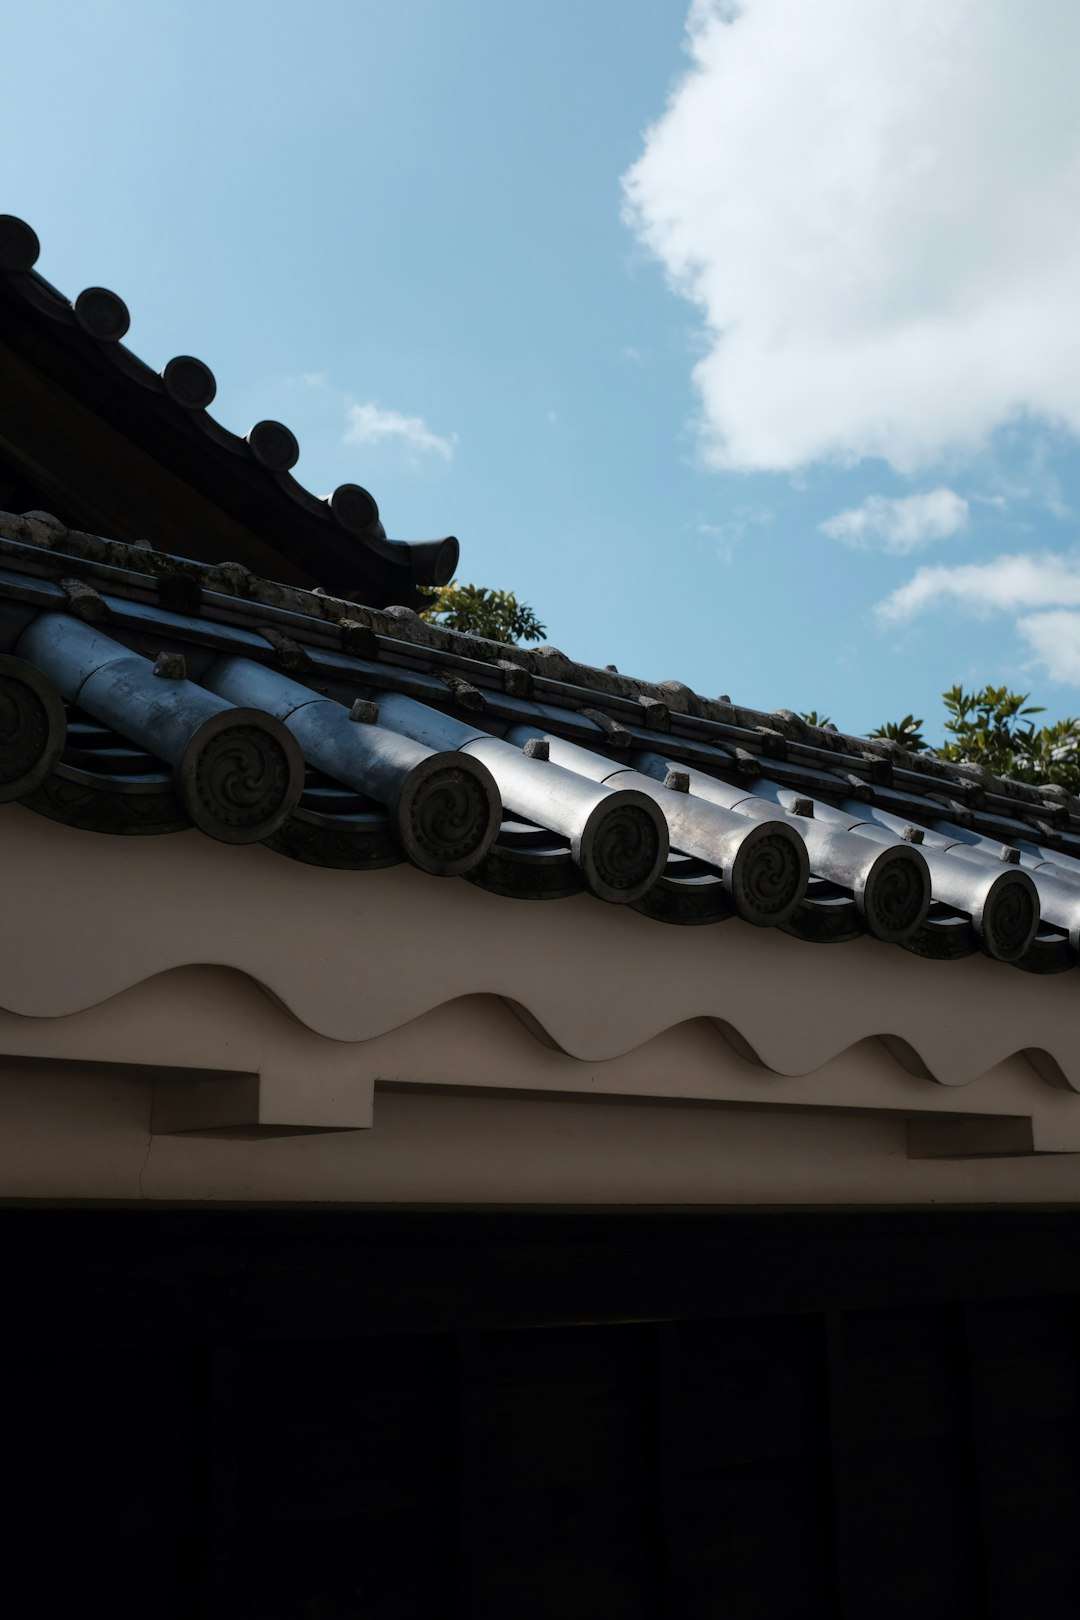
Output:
[{"xmin": 4, "ymin": 1208, "xmax": 1080, "ymax": 1618}]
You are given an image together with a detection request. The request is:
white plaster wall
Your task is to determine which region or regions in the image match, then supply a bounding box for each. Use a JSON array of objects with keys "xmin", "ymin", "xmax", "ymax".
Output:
[
  {"xmin": 3, "ymin": 1059, "xmax": 1080, "ymax": 1205},
  {"xmin": 3, "ymin": 803, "xmax": 1080, "ymax": 1085},
  {"xmin": 3, "ymin": 804, "xmax": 1080, "ymax": 1206}
]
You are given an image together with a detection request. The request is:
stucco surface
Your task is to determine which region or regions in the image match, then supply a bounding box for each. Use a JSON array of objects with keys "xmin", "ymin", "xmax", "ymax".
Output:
[
  {"xmin": 3, "ymin": 805, "xmax": 1080, "ymax": 1089},
  {"xmin": 4, "ymin": 807, "xmax": 1080, "ymax": 1203},
  {"xmin": 3, "ymin": 1053, "xmax": 1080, "ymax": 1204}
]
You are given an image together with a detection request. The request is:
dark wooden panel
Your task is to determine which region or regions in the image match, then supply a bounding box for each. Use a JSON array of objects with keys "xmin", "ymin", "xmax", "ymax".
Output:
[
  {"xmin": 0, "ymin": 1208, "xmax": 1020, "ymax": 1349},
  {"xmin": 457, "ymin": 1325, "xmax": 659, "ymax": 1619},
  {"xmin": 4, "ymin": 1209, "xmax": 1080, "ymax": 1618},
  {"xmin": 226, "ymin": 1334, "xmax": 455, "ymax": 1619},
  {"xmin": 969, "ymin": 1298, "xmax": 1080, "ymax": 1620},
  {"xmin": 832, "ymin": 1307, "xmax": 985, "ymax": 1620},
  {"xmin": 659, "ymin": 1315, "xmax": 835, "ymax": 1619},
  {"xmin": 3, "ymin": 1344, "xmax": 206, "ymax": 1620}
]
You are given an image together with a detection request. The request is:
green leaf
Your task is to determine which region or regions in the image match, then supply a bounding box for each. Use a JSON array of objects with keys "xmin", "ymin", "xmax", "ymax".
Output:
[{"xmin": 417, "ymin": 581, "xmax": 546, "ymax": 645}]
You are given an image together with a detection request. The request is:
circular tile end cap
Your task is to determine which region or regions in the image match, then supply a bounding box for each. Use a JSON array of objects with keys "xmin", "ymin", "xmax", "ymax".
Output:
[
  {"xmin": 0, "ymin": 215, "xmax": 40, "ymax": 273},
  {"xmin": 247, "ymin": 419, "xmax": 300, "ymax": 472},
  {"xmin": 73, "ymin": 286, "xmax": 130, "ymax": 343},
  {"xmin": 576, "ymin": 790, "xmax": 669, "ymax": 906},
  {"xmin": 393, "ymin": 751, "xmax": 502, "ymax": 877},
  {"xmin": 979, "ymin": 868, "xmax": 1040, "ymax": 963},
  {"xmin": 329, "ymin": 483, "xmax": 380, "ymax": 534},
  {"xmin": 430, "ymin": 534, "xmax": 459, "ymax": 586},
  {"xmin": 162, "ymin": 355, "xmax": 217, "ymax": 410},
  {"xmin": 860, "ymin": 844, "xmax": 932, "ymax": 945},
  {"xmin": 177, "ymin": 707, "xmax": 304, "ymax": 844},
  {"xmin": 0, "ymin": 655, "xmax": 67, "ymax": 801},
  {"xmin": 729, "ymin": 818, "xmax": 810, "ymax": 928}
]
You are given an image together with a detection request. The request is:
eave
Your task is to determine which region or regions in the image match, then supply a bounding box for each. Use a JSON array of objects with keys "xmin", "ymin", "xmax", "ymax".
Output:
[
  {"xmin": 0, "ymin": 215, "xmax": 456, "ymax": 606},
  {"xmin": 1, "ymin": 506, "xmax": 1079, "ymax": 978}
]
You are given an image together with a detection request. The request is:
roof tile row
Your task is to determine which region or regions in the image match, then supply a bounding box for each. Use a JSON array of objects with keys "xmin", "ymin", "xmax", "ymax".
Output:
[
  {"xmin": 1, "ymin": 507, "xmax": 1079, "ymax": 975},
  {"xmin": 0, "ymin": 215, "xmax": 456, "ymax": 603}
]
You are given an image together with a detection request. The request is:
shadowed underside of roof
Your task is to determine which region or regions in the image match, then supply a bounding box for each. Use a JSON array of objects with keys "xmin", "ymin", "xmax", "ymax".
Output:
[
  {"xmin": 0, "ymin": 215, "xmax": 456, "ymax": 607},
  {"xmin": 1, "ymin": 507, "xmax": 1079, "ymax": 977}
]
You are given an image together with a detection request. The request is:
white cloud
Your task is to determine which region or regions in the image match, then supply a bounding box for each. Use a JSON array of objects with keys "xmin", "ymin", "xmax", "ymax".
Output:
[
  {"xmin": 820, "ymin": 488, "xmax": 968, "ymax": 553},
  {"xmin": 698, "ymin": 504, "xmax": 772, "ymax": 564},
  {"xmin": 623, "ymin": 1, "xmax": 1080, "ymax": 473},
  {"xmin": 876, "ymin": 553, "xmax": 1080, "ymax": 624},
  {"xmin": 875, "ymin": 551, "xmax": 1080, "ymax": 686},
  {"xmin": 1017, "ymin": 611, "xmax": 1080, "ymax": 684},
  {"xmin": 345, "ymin": 401, "xmax": 456, "ymax": 462}
]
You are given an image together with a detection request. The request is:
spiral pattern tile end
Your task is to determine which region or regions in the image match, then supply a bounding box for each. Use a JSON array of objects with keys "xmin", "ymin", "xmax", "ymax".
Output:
[
  {"xmin": 181, "ymin": 713, "xmax": 303, "ymax": 844},
  {"xmin": 981, "ymin": 870, "xmax": 1039, "ymax": 963},
  {"xmin": 398, "ymin": 756, "xmax": 500, "ymax": 877},
  {"xmin": 731, "ymin": 824, "xmax": 809, "ymax": 927},
  {"xmin": 0, "ymin": 658, "xmax": 66, "ymax": 801},
  {"xmin": 862, "ymin": 846, "xmax": 932, "ymax": 944},
  {"xmin": 581, "ymin": 796, "xmax": 667, "ymax": 905}
]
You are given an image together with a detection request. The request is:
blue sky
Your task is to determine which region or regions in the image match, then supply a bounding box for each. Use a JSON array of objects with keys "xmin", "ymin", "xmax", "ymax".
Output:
[{"xmin": 6, "ymin": 0, "xmax": 1080, "ymax": 740}]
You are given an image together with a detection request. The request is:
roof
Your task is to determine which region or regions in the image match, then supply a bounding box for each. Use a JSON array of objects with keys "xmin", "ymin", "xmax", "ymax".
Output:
[
  {"xmin": 0, "ymin": 215, "xmax": 455, "ymax": 607},
  {"xmin": 2, "ymin": 505, "xmax": 1079, "ymax": 976}
]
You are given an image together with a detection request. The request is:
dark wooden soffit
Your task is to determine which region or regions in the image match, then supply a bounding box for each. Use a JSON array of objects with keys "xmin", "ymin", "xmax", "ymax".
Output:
[{"xmin": 0, "ymin": 215, "xmax": 457, "ymax": 608}]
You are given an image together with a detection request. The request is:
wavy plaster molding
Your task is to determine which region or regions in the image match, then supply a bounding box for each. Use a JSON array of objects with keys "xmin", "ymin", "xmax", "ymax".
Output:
[
  {"xmin": 0, "ymin": 963, "xmax": 374, "ymax": 1133},
  {"xmin": 2, "ymin": 968, "xmax": 1080, "ymax": 1211},
  {"xmin": 3, "ymin": 804, "xmax": 1080, "ymax": 1100}
]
